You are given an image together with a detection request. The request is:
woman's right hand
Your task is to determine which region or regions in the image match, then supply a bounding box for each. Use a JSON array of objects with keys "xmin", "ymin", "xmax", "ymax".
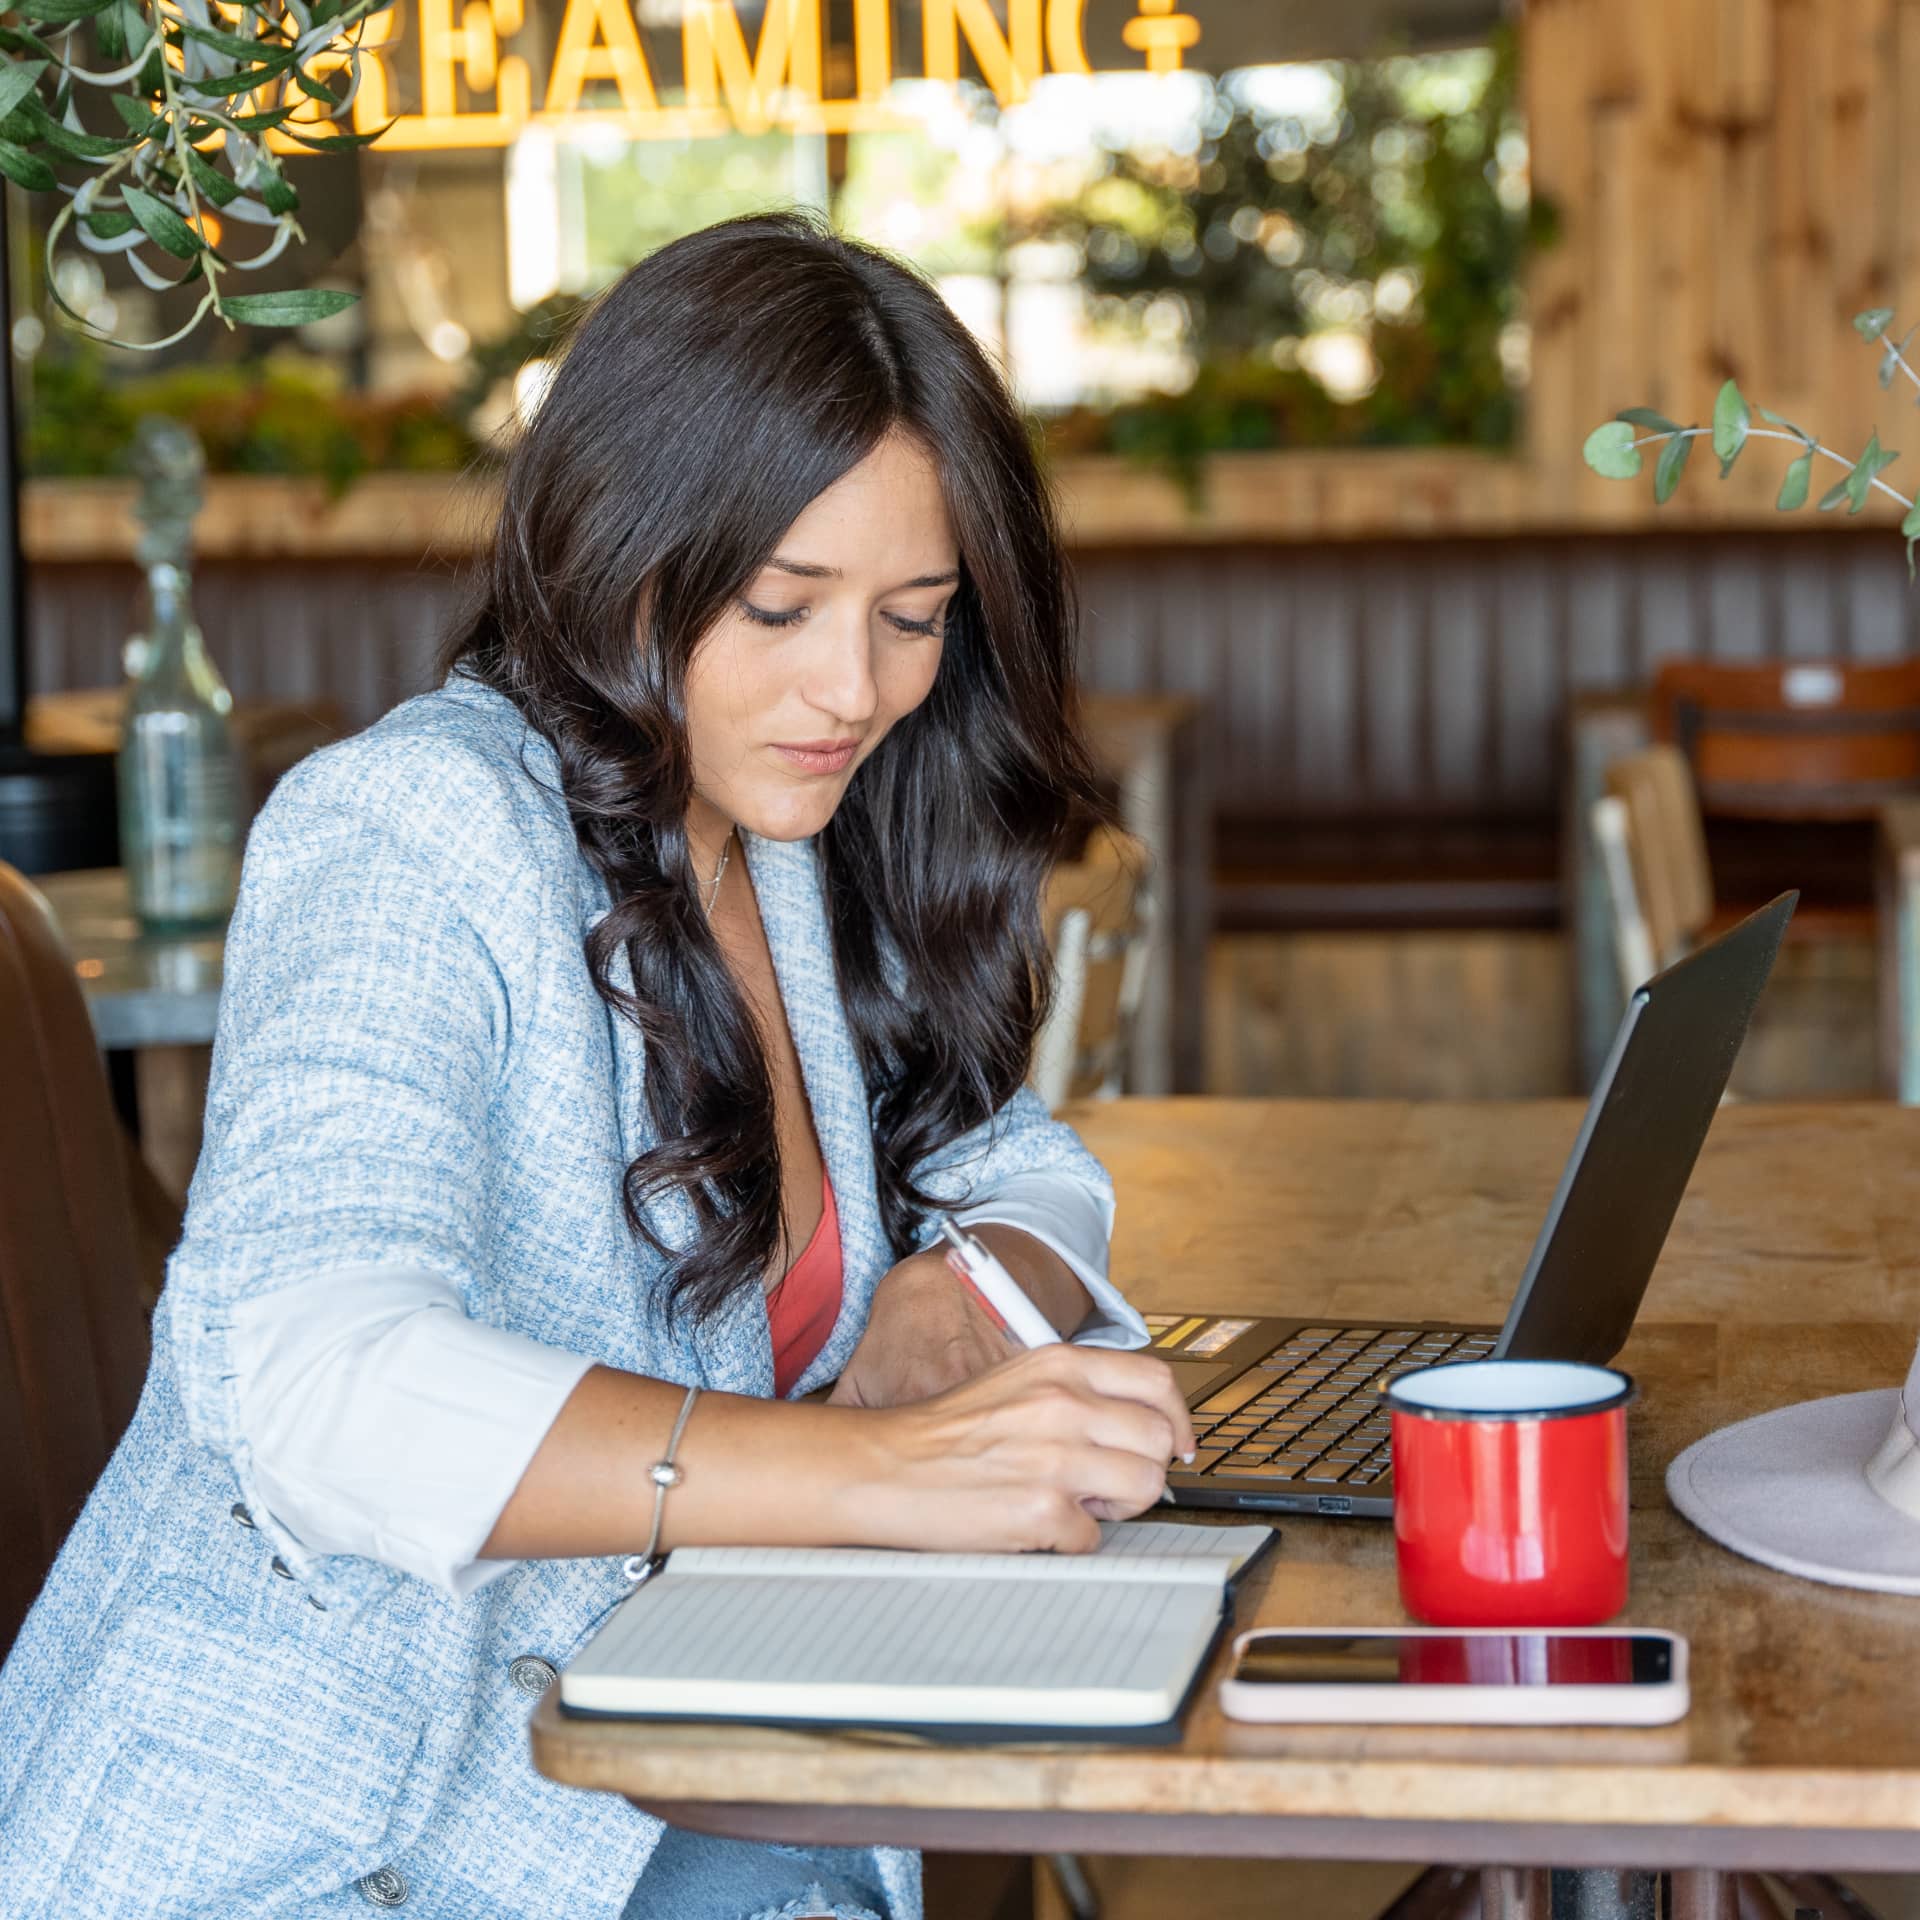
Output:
[{"xmin": 842, "ymin": 1344, "xmax": 1196, "ymax": 1556}]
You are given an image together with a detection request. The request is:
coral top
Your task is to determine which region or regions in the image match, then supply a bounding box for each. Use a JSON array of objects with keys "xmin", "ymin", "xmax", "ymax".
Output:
[{"xmin": 766, "ymin": 1164, "xmax": 844, "ymax": 1398}]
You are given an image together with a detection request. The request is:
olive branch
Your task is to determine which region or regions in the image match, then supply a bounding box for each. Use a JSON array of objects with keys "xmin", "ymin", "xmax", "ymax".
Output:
[
  {"xmin": 0, "ymin": 0, "xmax": 397, "ymax": 350},
  {"xmin": 1583, "ymin": 310, "xmax": 1920, "ymax": 580}
]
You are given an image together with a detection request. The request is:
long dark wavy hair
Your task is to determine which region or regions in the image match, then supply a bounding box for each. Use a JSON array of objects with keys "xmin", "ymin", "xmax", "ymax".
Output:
[{"xmin": 441, "ymin": 208, "xmax": 1112, "ymax": 1323}]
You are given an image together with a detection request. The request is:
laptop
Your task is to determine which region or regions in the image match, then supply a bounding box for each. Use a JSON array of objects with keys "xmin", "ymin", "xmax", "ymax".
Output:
[{"xmin": 1156, "ymin": 891, "xmax": 1797, "ymax": 1518}]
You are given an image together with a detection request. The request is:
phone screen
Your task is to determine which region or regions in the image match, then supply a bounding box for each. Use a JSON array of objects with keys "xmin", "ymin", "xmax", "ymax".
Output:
[{"xmin": 1233, "ymin": 1634, "xmax": 1673, "ymax": 1689}]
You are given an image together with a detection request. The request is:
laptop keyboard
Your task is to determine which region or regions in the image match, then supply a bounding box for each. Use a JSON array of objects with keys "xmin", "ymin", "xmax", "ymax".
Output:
[{"xmin": 1186, "ymin": 1326, "xmax": 1498, "ymax": 1487}]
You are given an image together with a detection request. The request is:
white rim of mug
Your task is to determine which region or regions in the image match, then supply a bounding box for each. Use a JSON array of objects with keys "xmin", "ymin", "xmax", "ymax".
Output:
[{"xmin": 1385, "ymin": 1358, "xmax": 1637, "ymax": 1424}]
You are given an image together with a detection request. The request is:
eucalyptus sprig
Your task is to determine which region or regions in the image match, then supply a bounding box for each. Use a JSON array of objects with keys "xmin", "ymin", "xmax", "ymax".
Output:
[
  {"xmin": 0, "ymin": 0, "xmax": 397, "ymax": 350},
  {"xmin": 1583, "ymin": 309, "xmax": 1920, "ymax": 579}
]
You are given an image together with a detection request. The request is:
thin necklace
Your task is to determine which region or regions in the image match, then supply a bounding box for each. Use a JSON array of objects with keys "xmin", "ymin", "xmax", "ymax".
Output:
[{"xmin": 701, "ymin": 827, "xmax": 734, "ymax": 915}]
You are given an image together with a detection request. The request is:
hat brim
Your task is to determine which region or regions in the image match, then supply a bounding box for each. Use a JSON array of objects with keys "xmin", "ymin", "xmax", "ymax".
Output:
[{"xmin": 1666, "ymin": 1389, "xmax": 1920, "ymax": 1596}]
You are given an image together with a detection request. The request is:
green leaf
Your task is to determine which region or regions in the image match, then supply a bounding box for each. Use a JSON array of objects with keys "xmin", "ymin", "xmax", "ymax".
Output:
[
  {"xmin": 259, "ymin": 170, "xmax": 298, "ymax": 214},
  {"xmin": 1855, "ymin": 308, "xmax": 1896, "ymax": 341},
  {"xmin": 1583, "ymin": 420, "xmax": 1643, "ymax": 481},
  {"xmin": 20, "ymin": 0, "xmax": 116, "ymax": 21},
  {"xmin": 1757, "ymin": 405, "xmax": 1814, "ymax": 444},
  {"xmin": 81, "ymin": 207, "xmax": 137, "ymax": 239},
  {"xmin": 1653, "ymin": 428, "xmax": 1693, "ymax": 505},
  {"xmin": 176, "ymin": 53, "xmax": 296, "ymax": 96},
  {"xmin": 292, "ymin": 67, "xmax": 346, "ymax": 106},
  {"xmin": 109, "ymin": 94, "xmax": 163, "ymax": 138},
  {"xmin": 28, "ymin": 99, "xmax": 136, "ymax": 159},
  {"xmin": 0, "ymin": 108, "xmax": 36, "ymax": 144},
  {"xmin": 121, "ymin": 183, "xmax": 202, "ymax": 258},
  {"xmin": 0, "ymin": 26, "xmax": 63, "ymax": 60},
  {"xmin": 218, "ymin": 287, "xmax": 360, "ymax": 326},
  {"xmin": 1904, "ymin": 501, "xmax": 1920, "ymax": 583},
  {"xmin": 1818, "ymin": 475, "xmax": 1853, "ymax": 512},
  {"xmin": 1777, "ymin": 451, "xmax": 1812, "ymax": 512},
  {"xmin": 1712, "ymin": 379, "xmax": 1750, "ymax": 475},
  {"xmin": 0, "ymin": 59, "xmax": 47, "ymax": 125},
  {"xmin": 224, "ymin": 104, "xmax": 298, "ymax": 131},
  {"xmin": 184, "ymin": 141, "xmax": 240, "ymax": 207},
  {"xmin": 1844, "ymin": 432, "xmax": 1899, "ymax": 514},
  {"xmin": 273, "ymin": 117, "xmax": 396, "ymax": 151},
  {"xmin": 0, "ymin": 138, "xmax": 55, "ymax": 190},
  {"xmin": 176, "ymin": 18, "xmax": 289, "ymax": 59},
  {"xmin": 1616, "ymin": 407, "xmax": 1681, "ymax": 435}
]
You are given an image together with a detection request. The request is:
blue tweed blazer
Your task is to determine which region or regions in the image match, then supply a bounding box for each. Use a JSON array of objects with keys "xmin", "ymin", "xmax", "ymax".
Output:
[{"xmin": 0, "ymin": 671, "xmax": 1116, "ymax": 1917}]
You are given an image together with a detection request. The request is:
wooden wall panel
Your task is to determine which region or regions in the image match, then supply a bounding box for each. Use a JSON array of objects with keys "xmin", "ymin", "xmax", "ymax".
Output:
[
  {"xmin": 1067, "ymin": 534, "xmax": 1920, "ymax": 826},
  {"xmin": 26, "ymin": 532, "xmax": 1920, "ymax": 840},
  {"xmin": 1521, "ymin": 0, "xmax": 1912, "ymax": 529}
]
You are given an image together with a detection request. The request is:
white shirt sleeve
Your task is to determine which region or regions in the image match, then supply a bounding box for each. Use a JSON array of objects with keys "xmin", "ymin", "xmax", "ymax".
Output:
[
  {"xmin": 947, "ymin": 1167, "xmax": 1149, "ymax": 1350},
  {"xmin": 230, "ymin": 1168, "xmax": 1144, "ymax": 1601},
  {"xmin": 227, "ymin": 1268, "xmax": 595, "ymax": 1600}
]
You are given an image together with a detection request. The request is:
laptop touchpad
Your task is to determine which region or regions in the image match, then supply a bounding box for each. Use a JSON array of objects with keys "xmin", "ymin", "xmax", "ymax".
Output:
[{"xmin": 1164, "ymin": 1359, "xmax": 1233, "ymax": 1396}]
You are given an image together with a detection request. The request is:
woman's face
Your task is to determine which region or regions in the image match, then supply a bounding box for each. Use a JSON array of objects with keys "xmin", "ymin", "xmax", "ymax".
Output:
[{"xmin": 681, "ymin": 429, "xmax": 957, "ymax": 847}]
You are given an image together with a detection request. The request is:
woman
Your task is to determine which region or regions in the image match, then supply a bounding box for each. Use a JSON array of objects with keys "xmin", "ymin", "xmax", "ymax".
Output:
[{"xmin": 0, "ymin": 209, "xmax": 1191, "ymax": 1919}]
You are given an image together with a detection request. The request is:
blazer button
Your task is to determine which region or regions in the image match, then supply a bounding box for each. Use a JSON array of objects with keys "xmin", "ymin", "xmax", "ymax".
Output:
[
  {"xmin": 356, "ymin": 1865, "xmax": 409, "ymax": 1907},
  {"xmin": 508, "ymin": 1655, "xmax": 557, "ymax": 1697},
  {"xmin": 230, "ymin": 1503, "xmax": 255, "ymax": 1529}
]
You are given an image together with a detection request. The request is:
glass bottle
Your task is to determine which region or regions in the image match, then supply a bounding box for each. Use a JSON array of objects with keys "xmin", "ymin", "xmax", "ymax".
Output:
[{"xmin": 116, "ymin": 417, "xmax": 241, "ymax": 933}]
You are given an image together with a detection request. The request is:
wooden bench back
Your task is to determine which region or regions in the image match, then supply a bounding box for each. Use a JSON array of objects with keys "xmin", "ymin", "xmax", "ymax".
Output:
[{"xmin": 1654, "ymin": 658, "xmax": 1920, "ymax": 820}]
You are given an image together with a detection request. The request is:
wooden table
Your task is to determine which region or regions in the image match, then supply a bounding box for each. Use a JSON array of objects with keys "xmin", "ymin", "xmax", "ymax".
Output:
[{"xmin": 533, "ymin": 1099, "xmax": 1920, "ymax": 1902}]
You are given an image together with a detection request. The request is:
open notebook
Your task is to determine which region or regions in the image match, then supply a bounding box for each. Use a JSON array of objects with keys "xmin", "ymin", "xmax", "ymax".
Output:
[{"xmin": 558, "ymin": 1520, "xmax": 1278, "ymax": 1743}]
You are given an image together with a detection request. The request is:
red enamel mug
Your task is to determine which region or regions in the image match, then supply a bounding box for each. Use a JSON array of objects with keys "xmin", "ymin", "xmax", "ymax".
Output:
[{"xmin": 1386, "ymin": 1359, "xmax": 1636, "ymax": 1628}]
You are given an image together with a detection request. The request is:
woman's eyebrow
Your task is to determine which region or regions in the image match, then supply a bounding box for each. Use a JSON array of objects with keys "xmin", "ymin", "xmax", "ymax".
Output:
[{"xmin": 766, "ymin": 557, "xmax": 960, "ymax": 590}]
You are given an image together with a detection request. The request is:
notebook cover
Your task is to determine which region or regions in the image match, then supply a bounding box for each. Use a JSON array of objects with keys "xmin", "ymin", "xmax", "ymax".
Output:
[{"xmin": 555, "ymin": 1526, "xmax": 1280, "ymax": 1747}]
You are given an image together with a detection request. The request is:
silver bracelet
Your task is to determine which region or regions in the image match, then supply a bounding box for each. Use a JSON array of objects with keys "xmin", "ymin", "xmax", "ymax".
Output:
[{"xmin": 629, "ymin": 1382, "xmax": 700, "ymax": 1579}]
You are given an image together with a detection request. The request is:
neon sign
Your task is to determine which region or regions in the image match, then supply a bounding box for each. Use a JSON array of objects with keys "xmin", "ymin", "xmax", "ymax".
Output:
[{"xmin": 262, "ymin": 0, "xmax": 1203, "ymax": 151}]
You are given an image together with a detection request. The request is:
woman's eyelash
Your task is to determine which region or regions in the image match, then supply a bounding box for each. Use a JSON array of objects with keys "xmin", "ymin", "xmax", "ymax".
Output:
[
  {"xmin": 738, "ymin": 601, "xmax": 806, "ymax": 629},
  {"xmin": 736, "ymin": 600, "xmax": 944, "ymax": 638}
]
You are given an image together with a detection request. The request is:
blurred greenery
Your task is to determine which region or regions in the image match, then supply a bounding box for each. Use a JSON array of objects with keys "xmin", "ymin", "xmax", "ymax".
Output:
[
  {"xmin": 19, "ymin": 32, "xmax": 1551, "ymax": 497},
  {"xmin": 22, "ymin": 340, "xmax": 482, "ymax": 493},
  {"xmin": 1031, "ymin": 25, "xmax": 1558, "ymax": 497}
]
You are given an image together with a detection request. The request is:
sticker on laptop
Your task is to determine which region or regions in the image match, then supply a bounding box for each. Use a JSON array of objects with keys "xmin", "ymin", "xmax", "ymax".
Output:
[{"xmin": 1181, "ymin": 1318, "xmax": 1258, "ymax": 1357}]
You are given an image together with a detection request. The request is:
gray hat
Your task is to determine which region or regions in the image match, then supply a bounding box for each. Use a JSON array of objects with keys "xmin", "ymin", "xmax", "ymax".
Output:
[{"xmin": 1666, "ymin": 1341, "xmax": 1920, "ymax": 1595}]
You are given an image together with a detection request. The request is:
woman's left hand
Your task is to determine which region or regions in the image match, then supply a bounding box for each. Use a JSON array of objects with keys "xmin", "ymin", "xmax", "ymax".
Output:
[{"xmin": 827, "ymin": 1251, "xmax": 1017, "ymax": 1407}]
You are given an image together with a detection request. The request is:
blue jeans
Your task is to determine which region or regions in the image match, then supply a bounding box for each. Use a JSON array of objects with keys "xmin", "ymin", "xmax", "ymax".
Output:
[{"xmin": 622, "ymin": 1825, "xmax": 894, "ymax": 1919}]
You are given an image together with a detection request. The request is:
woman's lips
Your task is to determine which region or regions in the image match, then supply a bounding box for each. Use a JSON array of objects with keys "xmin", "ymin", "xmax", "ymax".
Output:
[{"xmin": 771, "ymin": 740, "xmax": 859, "ymax": 775}]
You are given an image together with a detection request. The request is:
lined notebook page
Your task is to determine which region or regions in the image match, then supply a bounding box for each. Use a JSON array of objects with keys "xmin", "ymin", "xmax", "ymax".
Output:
[
  {"xmin": 562, "ymin": 1569, "xmax": 1227, "ymax": 1725},
  {"xmin": 664, "ymin": 1521, "xmax": 1274, "ymax": 1588}
]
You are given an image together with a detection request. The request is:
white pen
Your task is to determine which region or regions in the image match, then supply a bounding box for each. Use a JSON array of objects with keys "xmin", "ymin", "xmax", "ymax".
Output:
[
  {"xmin": 935, "ymin": 1213, "xmax": 1062, "ymax": 1349},
  {"xmin": 934, "ymin": 1213, "xmax": 1181, "ymax": 1504}
]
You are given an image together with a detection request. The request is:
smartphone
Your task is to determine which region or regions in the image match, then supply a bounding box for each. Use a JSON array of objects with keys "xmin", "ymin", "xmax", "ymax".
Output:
[{"xmin": 1218, "ymin": 1627, "xmax": 1688, "ymax": 1725}]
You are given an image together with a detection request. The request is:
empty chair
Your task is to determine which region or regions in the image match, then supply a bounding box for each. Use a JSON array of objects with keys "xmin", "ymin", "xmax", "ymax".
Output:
[
  {"xmin": 1602, "ymin": 744, "xmax": 1715, "ymax": 979},
  {"xmin": 1590, "ymin": 794, "xmax": 1657, "ymax": 996},
  {"xmin": 0, "ymin": 862, "xmax": 156, "ymax": 1654},
  {"xmin": 1032, "ymin": 826, "xmax": 1155, "ymax": 1110},
  {"xmin": 1600, "ymin": 743, "xmax": 1881, "ymax": 1098},
  {"xmin": 1654, "ymin": 658, "xmax": 1920, "ymax": 820}
]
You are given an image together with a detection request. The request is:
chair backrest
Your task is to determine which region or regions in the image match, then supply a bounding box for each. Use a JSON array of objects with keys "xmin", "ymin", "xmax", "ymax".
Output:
[
  {"xmin": 1604, "ymin": 745, "xmax": 1714, "ymax": 968},
  {"xmin": 1653, "ymin": 657, "xmax": 1920, "ymax": 820},
  {"xmin": 1033, "ymin": 827, "xmax": 1155, "ymax": 1110},
  {"xmin": 1591, "ymin": 794, "xmax": 1658, "ymax": 997},
  {"xmin": 0, "ymin": 862, "xmax": 151, "ymax": 1654}
]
